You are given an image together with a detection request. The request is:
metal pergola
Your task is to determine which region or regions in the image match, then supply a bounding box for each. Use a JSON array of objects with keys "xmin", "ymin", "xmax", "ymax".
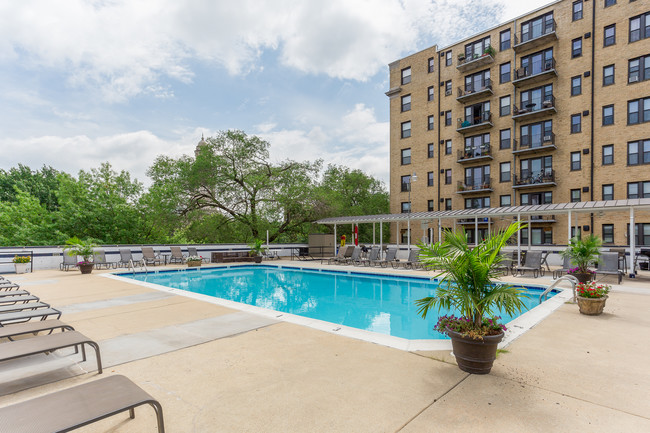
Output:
[{"xmin": 316, "ymin": 198, "xmax": 650, "ymax": 276}]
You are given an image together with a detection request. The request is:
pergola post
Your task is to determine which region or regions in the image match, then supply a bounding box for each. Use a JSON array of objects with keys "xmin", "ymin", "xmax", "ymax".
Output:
[
  {"xmin": 528, "ymin": 215, "xmax": 532, "ymax": 249},
  {"xmin": 380, "ymin": 222, "xmax": 383, "ymax": 259},
  {"xmin": 474, "ymin": 216, "xmax": 479, "ymax": 246},
  {"xmin": 373, "ymin": 222, "xmax": 376, "ymax": 245},
  {"xmin": 630, "ymin": 207, "xmax": 636, "ymax": 276},
  {"xmin": 517, "ymin": 213, "xmax": 521, "ymax": 265},
  {"xmin": 407, "ymin": 218, "xmax": 411, "ymax": 250},
  {"xmin": 397, "ymin": 221, "xmax": 400, "ymax": 248},
  {"xmin": 568, "ymin": 211, "xmax": 572, "ymax": 243},
  {"xmin": 334, "ymin": 224, "xmax": 337, "ymax": 254},
  {"xmin": 438, "ymin": 218, "xmax": 442, "ymax": 243}
]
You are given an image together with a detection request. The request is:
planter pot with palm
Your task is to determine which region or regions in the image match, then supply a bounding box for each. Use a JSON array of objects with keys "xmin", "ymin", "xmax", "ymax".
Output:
[
  {"xmin": 561, "ymin": 235, "xmax": 602, "ymax": 284},
  {"xmin": 63, "ymin": 236, "xmax": 98, "ymax": 275},
  {"xmin": 416, "ymin": 222, "xmax": 527, "ymax": 374},
  {"xmin": 249, "ymin": 239, "xmax": 265, "ymax": 263}
]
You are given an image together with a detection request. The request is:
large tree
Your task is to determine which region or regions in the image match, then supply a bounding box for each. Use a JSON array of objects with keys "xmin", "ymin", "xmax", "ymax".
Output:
[
  {"xmin": 0, "ymin": 164, "xmax": 62, "ymax": 211},
  {"xmin": 147, "ymin": 130, "xmax": 322, "ymax": 242}
]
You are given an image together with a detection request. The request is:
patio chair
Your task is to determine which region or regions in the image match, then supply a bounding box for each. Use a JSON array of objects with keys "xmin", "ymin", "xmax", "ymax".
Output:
[
  {"xmin": 326, "ymin": 246, "xmax": 349, "ymax": 265},
  {"xmin": 118, "ymin": 249, "xmax": 142, "ymax": 268},
  {"xmin": 374, "ymin": 247, "xmax": 398, "ymax": 268},
  {"xmin": 0, "ymin": 301, "xmax": 51, "ymax": 315},
  {"xmin": 596, "ymin": 252, "xmax": 623, "ymax": 284},
  {"xmin": 541, "ymin": 250, "xmax": 551, "ymax": 271},
  {"xmin": 0, "ymin": 289, "xmax": 31, "ymax": 298},
  {"xmin": 0, "ymin": 294, "xmax": 40, "ymax": 305},
  {"xmin": 513, "ymin": 251, "xmax": 544, "ymax": 278},
  {"xmin": 0, "ymin": 307, "xmax": 62, "ymax": 326},
  {"xmin": 0, "ymin": 319, "xmax": 74, "ymax": 341},
  {"xmin": 552, "ymin": 256, "xmax": 572, "ymax": 279},
  {"xmin": 0, "ymin": 375, "xmax": 165, "ymax": 433},
  {"xmin": 169, "ymin": 246, "xmax": 186, "ymax": 264},
  {"xmin": 0, "ymin": 280, "xmax": 20, "ymax": 290},
  {"xmin": 359, "ymin": 247, "xmax": 380, "ymax": 267},
  {"xmin": 60, "ymin": 252, "xmax": 78, "ymax": 271},
  {"xmin": 188, "ymin": 247, "xmax": 209, "ymax": 263},
  {"xmin": 93, "ymin": 249, "xmax": 114, "ymax": 270},
  {"xmin": 402, "ymin": 249, "xmax": 422, "ymax": 270},
  {"xmin": 343, "ymin": 246, "xmax": 362, "ymax": 265},
  {"xmin": 142, "ymin": 247, "xmax": 164, "ymax": 266}
]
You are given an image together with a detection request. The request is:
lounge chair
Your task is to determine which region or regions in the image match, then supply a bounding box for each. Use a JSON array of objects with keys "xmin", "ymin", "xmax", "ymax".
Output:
[
  {"xmin": 169, "ymin": 246, "xmax": 186, "ymax": 264},
  {"xmin": 325, "ymin": 246, "xmax": 348, "ymax": 265},
  {"xmin": 142, "ymin": 247, "xmax": 164, "ymax": 266},
  {"xmin": 0, "ymin": 281, "xmax": 20, "ymax": 290},
  {"xmin": 359, "ymin": 247, "xmax": 380, "ymax": 267},
  {"xmin": 0, "ymin": 307, "xmax": 62, "ymax": 326},
  {"xmin": 0, "ymin": 294, "xmax": 40, "ymax": 305},
  {"xmin": 0, "ymin": 289, "xmax": 30, "ymax": 298},
  {"xmin": 596, "ymin": 252, "xmax": 623, "ymax": 284},
  {"xmin": 0, "ymin": 319, "xmax": 74, "ymax": 341},
  {"xmin": 118, "ymin": 249, "xmax": 142, "ymax": 268},
  {"xmin": 541, "ymin": 250, "xmax": 551, "ymax": 271},
  {"xmin": 0, "ymin": 301, "xmax": 50, "ymax": 315},
  {"xmin": 0, "ymin": 375, "xmax": 165, "ymax": 433},
  {"xmin": 60, "ymin": 252, "xmax": 78, "ymax": 271},
  {"xmin": 0, "ymin": 330, "xmax": 102, "ymax": 373},
  {"xmin": 329, "ymin": 246, "xmax": 353, "ymax": 265},
  {"xmin": 188, "ymin": 247, "xmax": 209, "ymax": 263},
  {"xmin": 343, "ymin": 246, "xmax": 362, "ymax": 265},
  {"xmin": 552, "ymin": 256, "xmax": 572, "ymax": 279},
  {"xmin": 402, "ymin": 249, "xmax": 423, "ymax": 270},
  {"xmin": 513, "ymin": 251, "xmax": 544, "ymax": 278},
  {"xmin": 375, "ymin": 247, "xmax": 398, "ymax": 268},
  {"xmin": 93, "ymin": 249, "xmax": 114, "ymax": 269}
]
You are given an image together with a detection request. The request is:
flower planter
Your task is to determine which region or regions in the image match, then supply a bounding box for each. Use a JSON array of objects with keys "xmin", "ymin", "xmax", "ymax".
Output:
[
  {"xmin": 571, "ymin": 272, "xmax": 594, "ymax": 284},
  {"xmin": 187, "ymin": 260, "xmax": 202, "ymax": 267},
  {"xmin": 577, "ymin": 295, "xmax": 608, "ymax": 316},
  {"xmin": 78, "ymin": 263, "xmax": 94, "ymax": 274},
  {"xmin": 14, "ymin": 263, "xmax": 29, "ymax": 274},
  {"xmin": 447, "ymin": 330, "xmax": 504, "ymax": 374},
  {"xmin": 253, "ymin": 256, "xmax": 263, "ymax": 263}
]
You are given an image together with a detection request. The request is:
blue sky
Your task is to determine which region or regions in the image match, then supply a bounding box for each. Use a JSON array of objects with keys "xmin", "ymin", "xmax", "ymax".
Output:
[{"xmin": 0, "ymin": 0, "xmax": 551, "ymax": 186}]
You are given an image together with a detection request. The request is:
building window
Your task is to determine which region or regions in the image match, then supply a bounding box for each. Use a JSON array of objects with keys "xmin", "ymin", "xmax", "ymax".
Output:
[
  {"xmin": 445, "ymin": 80, "xmax": 452, "ymax": 96},
  {"xmin": 520, "ymin": 156, "xmax": 553, "ymax": 184},
  {"xmin": 603, "ymin": 64, "xmax": 615, "ymax": 86},
  {"xmin": 628, "ymin": 139, "xmax": 650, "ymax": 165},
  {"xmin": 500, "ymin": 194, "xmax": 511, "ymax": 207},
  {"xmin": 571, "ymin": 189, "xmax": 581, "ymax": 202},
  {"xmin": 572, "ymin": 1, "xmax": 583, "ymax": 21},
  {"xmin": 519, "ymin": 48, "xmax": 554, "ymax": 79},
  {"xmin": 464, "ymin": 36, "xmax": 492, "ymax": 60},
  {"xmin": 629, "ymin": 55, "xmax": 650, "ymax": 83},
  {"xmin": 521, "ymin": 228, "xmax": 553, "ymax": 245},
  {"xmin": 401, "ymin": 175, "xmax": 411, "ymax": 192},
  {"xmin": 604, "ymin": 24, "xmax": 616, "ymax": 46},
  {"xmin": 571, "ymin": 151, "xmax": 581, "ymax": 170},
  {"xmin": 445, "ymin": 140, "xmax": 452, "ymax": 155},
  {"xmin": 427, "ymin": 171, "xmax": 434, "ymax": 187},
  {"xmin": 602, "ymin": 105, "xmax": 614, "ymax": 126},
  {"xmin": 401, "ymin": 121, "xmax": 411, "ymax": 138},
  {"xmin": 427, "ymin": 200, "xmax": 434, "ymax": 212},
  {"xmin": 428, "ymin": 57, "xmax": 435, "ymax": 73},
  {"xmin": 445, "ymin": 169, "xmax": 452, "ymax": 184},
  {"xmin": 627, "ymin": 181, "xmax": 650, "ymax": 198},
  {"xmin": 401, "ymin": 148, "xmax": 411, "ymax": 165},
  {"xmin": 602, "ymin": 144, "xmax": 614, "ymax": 165},
  {"xmin": 428, "ymin": 86, "xmax": 434, "ymax": 101},
  {"xmin": 401, "ymin": 94, "xmax": 411, "ymax": 112},
  {"xmin": 500, "ymin": 29, "xmax": 511, "ymax": 51},
  {"xmin": 401, "ymin": 67, "xmax": 411, "ymax": 85},
  {"xmin": 571, "ymin": 75, "xmax": 582, "ymax": 96},
  {"xmin": 465, "ymin": 197, "xmax": 490, "ymax": 210},
  {"xmin": 629, "ymin": 12, "xmax": 650, "ymax": 43},
  {"xmin": 519, "ymin": 84, "xmax": 553, "ymax": 113},
  {"xmin": 519, "ymin": 119, "xmax": 553, "ymax": 149},
  {"xmin": 445, "ymin": 111, "xmax": 452, "ymax": 126},
  {"xmin": 500, "ymin": 129, "xmax": 511, "ymax": 149},
  {"xmin": 571, "ymin": 38, "xmax": 582, "ymax": 58},
  {"xmin": 602, "ymin": 224, "xmax": 614, "ymax": 244},
  {"xmin": 428, "ymin": 143, "xmax": 434, "ymax": 158},
  {"xmin": 628, "ymin": 97, "xmax": 650, "ymax": 124},
  {"xmin": 629, "ymin": 223, "xmax": 650, "ymax": 246},
  {"xmin": 428, "ymin": 115, "xmax": 435, "ymax": 131},
  {"xmin": 520, "ymin": 12, "xmax": 555, "ymax": 43},
  {"xmin": 445, "ymin": 198, "xmax": 452, "ymax": 210},
  {"xmin": 445, "ymin": 51, "xmax": 452, "ymax": 66},
  {"xmin": 604, "ymin": 0, "xmax": 616, "ymax": 7},
  {"xmin": 500, "ymin": 95, "xmax": 511, "ymax": 116},
  {"xmin": 500, "ymin": 162, "xmax": 511, "ymax": 182},
  {"xmin": 401, "ymin": 202, "xmax": 411, "ymax": 213},
  {"xmin": 520, "ymin": 191, "xmax": 553, "ymax": 205},
  {"xmin": 602, "ymin": 184, "xmax": 614, "ymax": 200},
  {"xmin": 571, "ymin": 114, "xmax": 582, "ymax": 133},
  {"xmin": 500, "ymin": 62, "xmax": 511, "ymax": 84},
  {"xmin": 464, "ymin": 69, "xmax": 490, "ymax": 93},
  {"xmin": 464, "ymin": 165, "xmax": 490, "ymax": 189}
]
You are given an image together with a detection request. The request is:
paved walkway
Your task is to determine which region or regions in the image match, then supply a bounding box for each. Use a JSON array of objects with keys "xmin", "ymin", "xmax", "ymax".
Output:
[{"xmin": 1, "ymin": 264, "xmax": 649, "ymax": 432}]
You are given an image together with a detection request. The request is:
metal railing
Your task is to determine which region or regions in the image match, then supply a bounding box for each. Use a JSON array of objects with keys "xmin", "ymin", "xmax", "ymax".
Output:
[
  {"xmin": 514, "ymin": 169, "xmax": 556, "ymax": 186},
  {"xmin": 458, "ymin": 144, "xmax": 491, "ymax": 160},
  {"xmin": 457, "ymin": 111, "xmax": 492, "ymax": 129},
  {"xmin": 514, "ymin": 57, "xmax": 556, "ymax": 80},
  {"xmin": 514, "ymin": 131, "xmax": 556, "ymax": 150},
  {"xmin": 515, "ymin": 18, "xmax": 556, "ymax": 45},
  {"xmin": 457, "ymin": 78, "xmax": 492, "ymax": 98},
  {"xmin": 458, "ymin": 176, "xmax": 492, "ymax": 192},
  {"xmin": 540, "ymin": 274, "xmax": 578, "ymax": 303},
  {"xmin": 514, "ymin": 95, "xmax": 556, "ymax": 115}
]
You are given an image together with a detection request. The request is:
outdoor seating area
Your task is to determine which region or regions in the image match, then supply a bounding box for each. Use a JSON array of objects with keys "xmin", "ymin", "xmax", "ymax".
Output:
[{"xmin": 323, "ymin": 245, "xmax": 426, "ymax": 270}]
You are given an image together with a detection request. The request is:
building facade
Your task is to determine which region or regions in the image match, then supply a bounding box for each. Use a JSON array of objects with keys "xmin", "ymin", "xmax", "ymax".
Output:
[{"xmin": 387, "ymin": 0, "xmax": 650, "ymax": 247}]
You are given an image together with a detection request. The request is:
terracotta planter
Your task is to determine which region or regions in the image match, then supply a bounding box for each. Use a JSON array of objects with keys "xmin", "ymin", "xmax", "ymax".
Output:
[
  {"xmin": 447, "ymin": 330, "xmax": 504, "ymax": 374},
  {"xmin": 577, "ymin": 295, "xmax": 608, "ymax": 316},
  {"xmin": 571, "ymin": 272, "xmax": 594, "ymax": 284},
  {"xmin": 187, "ymin": 260, "xmax": 202, "ymax": 267},
  {"xmin": 79, "ymin": 263, "xmax": 94, "ymax": 274}
]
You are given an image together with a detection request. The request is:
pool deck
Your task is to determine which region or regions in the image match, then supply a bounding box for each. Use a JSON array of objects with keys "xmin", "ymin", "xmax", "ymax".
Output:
[{"xmin": 1, "ymin": 262, "xmax": 650, "ymax": 432}]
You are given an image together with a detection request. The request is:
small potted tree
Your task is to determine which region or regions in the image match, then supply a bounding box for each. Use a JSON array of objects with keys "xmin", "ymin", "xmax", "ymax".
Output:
[
  {"xmin": 249, "ymin": 239, "xmax": 265, "ymax": 263},
  {"xmin": 13, "ymin": 255, "xmax": 31, "ymax": 274},
  {"xmin": 416, "ymin": 222, "xmax": 527, "ymax": 374},
  {"xmin": 560, "ymin": 235, "xmax": 601, "ymax": 284},
  {"xmin": 63, "ymin": 236, "xmax": 97, "ymax": 274}
]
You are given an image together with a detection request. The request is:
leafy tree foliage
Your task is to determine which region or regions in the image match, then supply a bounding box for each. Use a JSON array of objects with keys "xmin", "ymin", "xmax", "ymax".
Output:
[
  {"xmin": 0, "ymin": 164, "xmax": 62, "ymax": 211},
  {"xmin": 0, "ymin": 190, "xmax": 65, "ymax": 245}
]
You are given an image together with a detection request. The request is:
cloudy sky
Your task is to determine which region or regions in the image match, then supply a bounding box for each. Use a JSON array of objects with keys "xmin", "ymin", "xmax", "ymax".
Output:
[{"xmin": 0, "ymin": 0, "xmax": 552, "ymax": 186}]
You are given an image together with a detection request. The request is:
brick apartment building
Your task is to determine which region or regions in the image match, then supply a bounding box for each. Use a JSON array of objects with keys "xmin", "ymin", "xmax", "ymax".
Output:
[{"xmin": 386, "ymin": 0, "xmax": 650, "ymax": 247}]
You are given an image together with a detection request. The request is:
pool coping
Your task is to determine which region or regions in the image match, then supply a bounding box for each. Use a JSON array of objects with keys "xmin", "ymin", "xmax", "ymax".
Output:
[{"xmin": 102, "ymin": 264, "xmax": 573, "ymax": 352}]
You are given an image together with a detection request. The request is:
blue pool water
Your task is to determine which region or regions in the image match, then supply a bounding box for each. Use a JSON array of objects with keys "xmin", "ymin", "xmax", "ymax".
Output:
[{"xmin": 123, "ymin": 265, "xmax": 555, "ymax": 340}]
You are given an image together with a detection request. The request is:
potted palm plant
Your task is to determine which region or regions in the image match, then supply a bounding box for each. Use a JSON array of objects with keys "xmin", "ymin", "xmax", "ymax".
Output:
[
  {"xmin": 63, "ymin": 236, "xmax": 97, "ymax": 274},
  {"xmin": 249, "ymin": 239, "xmax": 265, "ymax": 263},
  {"xmin": 416, "ymin": 222, "xmax": 527, "ymax": 374},
  {"xmin": 560, "ymin": 235, "xmax": 601, "ymax": 284}
]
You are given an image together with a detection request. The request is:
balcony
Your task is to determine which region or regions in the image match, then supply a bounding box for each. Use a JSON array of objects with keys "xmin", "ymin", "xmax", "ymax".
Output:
[
  {"xmin": 513, "ymin": 96, "xmax": 557, "ymax": 121},
  {"xmin": 513, "ymin": 169, "xmax": 556, "ymax": 189},
  {"xmin": 512, "ymin": 58, "xmax": 558, "ymax": 87},
  {"xmin": 456, "ymin": 52, "xmax": 495, "ymax": 73},
  {"xmin": 456, "ymin": 79, "xmax": 493, "ymax": 103},
  {"xmin": 458, "ymin": 217, "xmax": 492, "ymax": 225},
  {"xmin": 457, "ymin": 144, "xmax": 493, "ymax": 164},
  {"xmin": 513, "ymin": 19, "xmax": 557, "ymax": 53},
  {"xmin": 528, "ymin": 215, "xmax": 557, "ymax": 224},
  {"xmin": 456, "ymin": 111, "xmax": 493, "ymax": 134},
  {"xmin": 457, "ymin": 177, "xmax": 493, "ymax": 194},
  {"xmin": 512, "ymin": 132, "xmax": 557, "ymax": 155}
]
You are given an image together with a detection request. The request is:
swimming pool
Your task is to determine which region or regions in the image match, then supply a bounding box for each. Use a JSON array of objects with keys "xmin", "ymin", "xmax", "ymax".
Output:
[{"xmin": 119, "ymin": 265, "xmax": 558, "ymax": 342}]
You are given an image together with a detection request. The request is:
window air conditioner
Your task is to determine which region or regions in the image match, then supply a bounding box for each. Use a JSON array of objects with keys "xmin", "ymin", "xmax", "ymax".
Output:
[
  {"xmin": 543, "ymin": 135, "xmax": 552, "ymax": 142},
  {"xmin": 629, "ymin": 74, "xmax": 640, "ymax": 83},
  {"xmin": 445, "ymin": 89, "xmax": 452, "ymax": 96}
]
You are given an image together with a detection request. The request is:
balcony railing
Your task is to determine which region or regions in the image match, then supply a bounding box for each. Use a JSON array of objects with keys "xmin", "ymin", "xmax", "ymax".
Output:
[
  {"xmin": 456, "ymin": 111, "xmax": 493, "ymax": 133},
  {"xmin": 457, "ymin": 144, "xmax": 492, "ymax": 163},
  {"xmin": 513, "ymin": 95, "xmax": 557, "ymax": 120},
  {"xmin": 457, "ymin": 176, "xmax": 492, "ymax": 193},
  {"xmin": 456, "ymin": 79, "xmax": 493, "ymax": 102},
  {"xmin": 513, "ymin": 58, "xmax": 557, "ymax": 86},
  {"xmin": 529, "ymin": 215, "xmax": 557, "ymax": 223},
  {"xmin": 456, "ymin": 52, "xmax": 495, "ymax": 73},
  {"xmin": 458, "ymin": 217, "xmax": 492, "ymax": 225},
  {"xmin": 513, "ymin": 19, "xmax": 557, "ymax": 52},
  {"xmin": 513, "ymin": 132, "xmax": 556, "ymax": 155},
  {"xmin": 513, "ymin": 169, "xmax": 556, "ymax": 188}
]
